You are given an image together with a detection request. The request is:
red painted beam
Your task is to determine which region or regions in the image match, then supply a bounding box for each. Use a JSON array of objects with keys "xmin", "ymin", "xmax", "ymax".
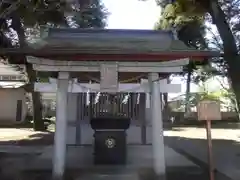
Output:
[{"xmin": 39, "ymin": 52, "xmax": 215, "ymax": 62}]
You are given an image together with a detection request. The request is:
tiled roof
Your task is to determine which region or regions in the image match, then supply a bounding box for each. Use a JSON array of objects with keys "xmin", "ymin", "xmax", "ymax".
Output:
[
  {"xmin": 0, "ymin": 62, "xmax": 26, "ymax": 87},
  {"xmin": 0, "ymin": 62, "xmax": 25, "ymax": 76}
]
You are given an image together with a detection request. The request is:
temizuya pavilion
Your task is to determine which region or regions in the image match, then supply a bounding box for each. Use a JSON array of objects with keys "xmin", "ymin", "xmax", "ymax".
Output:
[{"xmin": 23, "ymin": 28, "xmax": 218, "ymax": 179}]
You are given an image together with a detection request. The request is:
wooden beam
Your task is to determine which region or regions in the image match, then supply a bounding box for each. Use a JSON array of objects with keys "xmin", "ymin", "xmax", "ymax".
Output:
[
  {"xmin": 27, "ymin": 56, "xmax": 190, "ymax": 66},
  {"xmin": 32, "ymin": 64, "xmax": 184, "ymax": 73},
  {"xmin": 34, "ymin": 81, "xmax": 181, "ymax": 93},
  {"xmin": 34, "ymin": 83, "xmax": 181, "ymax": 93}
]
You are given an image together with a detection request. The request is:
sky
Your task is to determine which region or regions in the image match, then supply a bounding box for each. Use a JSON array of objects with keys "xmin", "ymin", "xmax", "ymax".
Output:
[
  {"xmin": 103, "ymin": 0, "xmax": 200, "ymax": 98},
  {"xmin": 104, "ymin": 0, "xmax": 161, "ymax": 29},
  {"xmin": 102, "ymin": 0, "xmax": 224, "ymax": 99}
]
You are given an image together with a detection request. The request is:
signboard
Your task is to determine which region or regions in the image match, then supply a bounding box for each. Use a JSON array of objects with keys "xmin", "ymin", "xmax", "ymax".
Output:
[
  {"xmin": 197, "ymin": 99, "xmax": 219, "ymax": 180},
  {"xmin": 197, "ymin": 100, "xmax": 221, "ymax": 121},
  {"xmin": 100, "ymin": 63, "xmax": 118, "ymax": 93}
]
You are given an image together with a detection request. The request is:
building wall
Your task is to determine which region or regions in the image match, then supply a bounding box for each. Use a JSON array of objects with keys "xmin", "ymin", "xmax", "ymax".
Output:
[{"xmin": 0, "ymin": 88, "xmax": 27, "ymax": 124}]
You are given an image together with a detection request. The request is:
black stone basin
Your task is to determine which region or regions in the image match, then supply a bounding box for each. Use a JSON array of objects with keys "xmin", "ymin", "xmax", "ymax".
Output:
[{"xmin": 90, "ymin": 116, "xmax": 130, "ymax": 130}]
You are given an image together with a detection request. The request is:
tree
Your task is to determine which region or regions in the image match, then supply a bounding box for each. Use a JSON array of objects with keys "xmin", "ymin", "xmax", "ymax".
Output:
[
  {"xmin": 72, "ymin": 0, "xmax": 107, "ymax": 28},
  {"xmin": 1, "ymin": 0, "xmax": 66, "ymax": 130},
  {"xmin": 156, "ymin": 0, "xmax": 240, "ymax": 112},
  {"xmin": 173, "ymin": 81, "xmax": 225, "ymax": 112},
  {"xmin": 205, "ymin": 0, "xmax": 240, "ymax": 114},
  {"xmin": 155, "ymin": 4, "xmax": 209, "ymax": 116},
  {"xmin": 0, "ymin": 0, "xmax": 108, "ymax": 130}
]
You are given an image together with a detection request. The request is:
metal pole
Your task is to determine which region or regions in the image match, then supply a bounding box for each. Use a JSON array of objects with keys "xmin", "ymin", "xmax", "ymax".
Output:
[{"xmin": 206, "ymin": 120, "xmax": 215, "ymax": 180}]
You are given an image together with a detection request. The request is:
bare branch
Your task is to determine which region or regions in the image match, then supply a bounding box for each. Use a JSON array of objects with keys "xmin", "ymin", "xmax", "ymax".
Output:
[{"xmin": 0, "ymin": 0, "xmax": 25, "ymax": 19}]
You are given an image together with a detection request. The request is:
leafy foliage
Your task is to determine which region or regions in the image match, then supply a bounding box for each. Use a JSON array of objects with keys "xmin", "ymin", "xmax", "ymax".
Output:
[
  {"xmin": 156, "ymin": 0, "xmax": 239, "ymax": 80},
  {"xmin": 0, "ymin": 0, "xmax": 108, "ymax": 51},
  {"xmin": 72, "ymin": 0, "xmax": 108, "ymax": 28},
  {"xmin": 157, "ymin": 0, "xmax": 205, "ymax": 30},
  {"xmin": 156, "ymin": 0, "xmax": 210, "ymax": 49},
  {"xmin": 0, "ymin": 0, "xmax": 108, "ymax": 130},
  {"xmin": 172, "ymin": 82, "xmax": 228, "ymax": 111},
  {"xmin": 155, "ymin": 0, "xmax": 240, "ymax": 114}
]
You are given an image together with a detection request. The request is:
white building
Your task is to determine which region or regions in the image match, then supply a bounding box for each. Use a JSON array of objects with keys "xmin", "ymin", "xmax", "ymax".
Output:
[{"xmin": 0, "ymin": 62, "xmax": 27, "ymax": 124}]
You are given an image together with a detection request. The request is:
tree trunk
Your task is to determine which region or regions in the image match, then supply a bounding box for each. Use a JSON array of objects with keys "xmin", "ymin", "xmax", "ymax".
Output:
[
  {"xmin": 209, "ymin": 0, "xmax": 240, "ymax": 117},
  {"xmin": 25, "ymin": 63, "xmax": 45, "ymax": 131},
  {"xmin": 184, "ymin": 64, "xmax": 192, "ymax": 116},
  {"xmin": 163, "ymin": 77, "xmax": 170, "ymax": 121},
  {"xmin": 163, "ymin": 93, "xmax": 168, "ymax": 108},
  {"xmin": 11, "ymin": 17, "xmax": 44, "ymax": 130}
]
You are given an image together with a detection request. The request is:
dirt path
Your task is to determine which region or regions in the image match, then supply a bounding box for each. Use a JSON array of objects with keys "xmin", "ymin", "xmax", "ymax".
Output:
[
  {"xmin": 164, "ymin": 126, "xmax": 240, "ymax": 141},
  {"xmin": 164, "ymin": 126, "xmax": 240, "ymax": 180},
  {"xmin": 0, "ymin": 128, "xmax": 53, "ymax": 145},
  {"xmin": 0, "ymin": 126, "xmax": 237, "ymax": 179}
]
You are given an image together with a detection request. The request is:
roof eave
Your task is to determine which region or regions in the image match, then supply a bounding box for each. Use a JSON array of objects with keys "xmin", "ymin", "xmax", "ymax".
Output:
[{"xmin": 0, "ymin": 48, "xmax": 221, "ymax": 62}]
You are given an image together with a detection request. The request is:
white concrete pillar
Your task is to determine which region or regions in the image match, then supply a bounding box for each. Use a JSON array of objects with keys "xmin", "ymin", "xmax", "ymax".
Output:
[
  {"xmin": 148, "ymin": 73, "xmax": 166, "ymax": 178},
  {"xmin": 52, "ymin": 72, "xmax": 69, "ymax": 180},
  {"xmin": 66, "ymin": 93, "xmax": 78, "ymax": 145}
]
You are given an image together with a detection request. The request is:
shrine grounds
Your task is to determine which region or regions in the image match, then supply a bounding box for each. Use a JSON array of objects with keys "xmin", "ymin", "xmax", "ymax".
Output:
[{"xmin": 0, "ymin": 122, "xmax": 239, "ymax": 180}]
